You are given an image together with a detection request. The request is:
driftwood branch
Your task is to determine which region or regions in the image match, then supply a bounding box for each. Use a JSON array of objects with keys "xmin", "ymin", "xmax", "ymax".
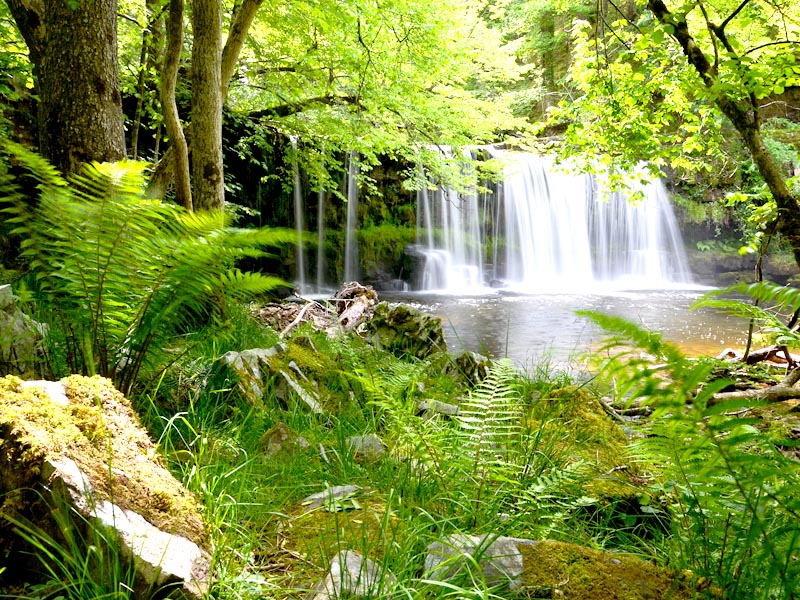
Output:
[{"xmin": 709, "ymin": 366, "xmax": 800, "ymax": 405}]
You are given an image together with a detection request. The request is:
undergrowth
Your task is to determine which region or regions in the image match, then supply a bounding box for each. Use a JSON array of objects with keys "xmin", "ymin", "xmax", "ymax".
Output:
[{"xmin": 582, "ymin": 309, "xmax": 800, "ymax": 599}]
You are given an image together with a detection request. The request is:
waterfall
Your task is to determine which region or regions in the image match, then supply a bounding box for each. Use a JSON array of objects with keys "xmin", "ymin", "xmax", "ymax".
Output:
[
  {"xmin": 414, "ymin": 150, "xmax": 691, "ymax": 292},
  {"xmin": 414, "ymin": 153, "xmax": 485, "ymax": 291},
  {"xmin": 344, "ymin": 151, "xmax": 359, "ymax": 282},
  {"xmin": 501, "ymin": 152, "xmax": 690, "ymax": 290},
  {"xmin": 290, "ymin": 137, "xmax": 307, "ymax": 294}
]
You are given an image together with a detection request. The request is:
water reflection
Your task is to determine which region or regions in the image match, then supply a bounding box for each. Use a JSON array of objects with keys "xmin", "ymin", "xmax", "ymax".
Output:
[{"xmin": 382, "ymin": 289, "xmax": 747, "ymax": 369}]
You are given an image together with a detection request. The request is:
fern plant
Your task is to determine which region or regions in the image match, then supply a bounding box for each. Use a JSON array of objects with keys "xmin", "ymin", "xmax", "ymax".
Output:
[
  {"xmin": 360, "ymin": 356, "xmax": 526, "ymax": 528},
  {"xmin": 581, "ymin": 310, "xmax": 800, "ymax": 598},
  {"xmin": 1, "ymin": 140, "xmax": 294, "ymax": 393},
  {"xmin": 452, "ymin": 359, "xmax": 523, "ymax": 519}
]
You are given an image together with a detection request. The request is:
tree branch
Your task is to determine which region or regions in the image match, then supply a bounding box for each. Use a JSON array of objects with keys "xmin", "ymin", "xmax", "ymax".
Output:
[
  {"xmin": 718, "ymin": 0, "xmax": 752, "ymax": 33},
  {"xmin": 221, "ymin": 0, "xmax": 262, "ymax": 101}
]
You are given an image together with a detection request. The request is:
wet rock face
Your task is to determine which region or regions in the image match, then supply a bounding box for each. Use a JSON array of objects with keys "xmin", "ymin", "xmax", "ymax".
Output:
[
  {"xmin": 365, "ymin": 302, "xmax": 446, "ymax": 359},
  {"xmin": 0, "ymin": 375, "xmax": 210, "ymax": 598}
]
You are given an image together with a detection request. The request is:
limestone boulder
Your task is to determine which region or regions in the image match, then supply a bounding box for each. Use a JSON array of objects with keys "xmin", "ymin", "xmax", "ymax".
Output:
[
  {"xmin": 425, "ymin": 534, "xmax": 534, "ymax": 589},
  {"xmin": 261, "ymin": 422, "xmax": 310, "ymax": 458},
  {"xmin": 214, "ymin": 344, "xmax": 324, "ymax": 413},
  {"xmin": 346, "ymin": 434, "xmax": 386, "ymax": 463},
  {"xmin": 308, "ymin": 550, "xmax": 396, "ymax": 600},
  {"xmin": 0, "ymin": 375, "xmax": 210, "ymax": 598}
]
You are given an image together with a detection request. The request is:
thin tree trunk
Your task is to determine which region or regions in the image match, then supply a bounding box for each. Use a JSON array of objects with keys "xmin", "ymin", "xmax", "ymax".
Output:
[
  {"xmin": 131, "ymin": 0, "xmax": 164, "ymax": 159},
  {"xmin": 146, "ymin": 0, "xmax": 263, "ymax": 201},
  {"xmin": 162, "ymin": 0, "xmax": 192, "ymax": 210}
]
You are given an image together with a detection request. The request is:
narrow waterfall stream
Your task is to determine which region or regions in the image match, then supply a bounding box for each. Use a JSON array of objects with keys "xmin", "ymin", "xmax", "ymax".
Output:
[
  {"xmin": 290, "ymin": 137, "xmax": 307, "ymax": 294},
  {"xmin": 344, "ymin": 151, "xmax": 360, "ymax": 283}
]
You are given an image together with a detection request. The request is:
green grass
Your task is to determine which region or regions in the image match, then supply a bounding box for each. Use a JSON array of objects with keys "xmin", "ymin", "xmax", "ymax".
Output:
[{"xmin": 107, "ymin": 312, "xmax": 679, "ymax": 599}]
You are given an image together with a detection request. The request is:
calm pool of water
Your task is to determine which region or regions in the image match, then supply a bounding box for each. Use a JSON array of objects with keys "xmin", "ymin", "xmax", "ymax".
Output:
[{"xmin": 381, "ymin": 288, "xmax": 748, "ymax": 369}]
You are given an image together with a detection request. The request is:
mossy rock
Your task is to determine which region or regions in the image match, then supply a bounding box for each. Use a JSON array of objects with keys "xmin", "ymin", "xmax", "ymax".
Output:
[
  {"xmin": 532, "ymin": 386, "xmax": 634, "ymax": 490},
  {"xmin": 0, "ymin": 375, "xmax": 207, "ymax": 586},
  {"xmin": 365, "ymin": 302, "xmax": 446, "ymax": 359},
  {"xmin": 529, "ymin": 386, "xmax": 660, "ymax": 534},
  {"xmin": 281, "ymin": 492, "xmax": 403, "ymax": 570},
  {"xmin": 519, "ymin": 540, "xmax": 720, "ymax": 599}
]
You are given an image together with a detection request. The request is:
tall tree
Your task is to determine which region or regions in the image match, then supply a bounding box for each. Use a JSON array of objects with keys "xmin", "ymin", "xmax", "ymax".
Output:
[
  {"xmin": 189, "ymin": 0, "xmax": 224, "ymax": 211},
  {"xmin": 646, "ymin": 0, "xmax": 800, "ymax": 267},
  {"xmin": 5, "ymin": 0, "xmax": 127, "ymax": 174},
  {"xmin": 148, "ymin": 0, "xmax": 264, "ymax": 209}
]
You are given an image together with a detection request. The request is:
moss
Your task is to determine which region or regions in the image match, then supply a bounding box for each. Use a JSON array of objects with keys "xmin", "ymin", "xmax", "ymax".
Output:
[
  {"xmin": 531, "ymin": 386, "xmax": 637, "ymax": 498},
  {"xmin": 519, "ymin": 540, "xmax": 721, "ymax": 599},
  {"xmin": 285, "ymin": 338, "xmax": 340, "ymax": 384},
  {"xmin": 0, "ymin": 375, "xmax": 207, "ymax": 544},
  {"xmin": 525, "ymin": 386, "xmax": 668, "ymax": 538},
  {"xmin": 282, "ymin": 495, "xmax": 401, "ymax": 564}
]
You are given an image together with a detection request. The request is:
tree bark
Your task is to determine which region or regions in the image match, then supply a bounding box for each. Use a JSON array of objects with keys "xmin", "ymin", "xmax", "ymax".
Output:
[
  {"xmin": 6, "ymin": 0, "xmax": 127, "ymax": 174},
  {"xmin": 162, "ymin": 0, "xmax": 192, "ymax": 210},
  {"xmin": 190, "ymin": 0, "xmax": 225, "ymax": 211},
  {"xmin": 646, "ymin": 0, "xmax": 800, "ymax": 270}
]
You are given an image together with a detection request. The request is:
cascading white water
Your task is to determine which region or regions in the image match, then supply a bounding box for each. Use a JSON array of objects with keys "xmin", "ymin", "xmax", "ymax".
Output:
[
  {"xmin": 500, "ymin": 152, "xmax": 691, "ymax": 290},
  {"xmin": 344, "ymin": 151, "xmax": 360, "ymax": 282},
  {"xmin": 414, "ymin": 152, "xmax": 485, "ymax": 291},
  {"xmin": 414, "ymin": 150, "xmax": 691, "ymax": 292},
  {"xmin": 290, "ymin": 137, "xmax": 307, "ymax": 294}
]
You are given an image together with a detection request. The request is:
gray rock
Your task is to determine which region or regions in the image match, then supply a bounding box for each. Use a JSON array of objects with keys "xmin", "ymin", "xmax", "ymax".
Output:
[
  {"xmin": 346, "ymin": 434, "xmax": 387, "ymax": 462},
  {"xmin": 2, "ymin": 376, "xmax": 211, "ymax": 599},
  {"xmin": 364, "ymin": 302, "xmax": 446, "ymax": 359},
  {"xmin": 21, "ymin": 379, "xmax": 69, "ymax": 406},
  {"xmin": 0, "ymin": 284, "xmax": 45, "ymax": 376},
  {"xmin": 218, "ymin": 346, "xmax": 284, "ymax": 403},
  {"xmin": 309, "ymin": 550, "xmax": 396, "ymax": 600},
  {"xmin": 261, "ymin": 422, "xmax": 310, "ymax": 458},
  {"xmin": 446, "ymin": 351, "xmax": 491, "ymax": 386},
  {"xmin": 216, "ymin": 345, "xmax": 323, "ymax": 413},
  {"xmin": 301, "ymin": 485, "xmax": 362, "ymax": 510},
  {"xmin": 40, "ymin": 456, "xmax": 210, "ymax": 598},
  {"xmin": 417, "ymin": 400, "xmax": 460, "ymax": 418},
  {"xmin": 425, "ymin": 534, "xmax": 538, "ymax": 590}
]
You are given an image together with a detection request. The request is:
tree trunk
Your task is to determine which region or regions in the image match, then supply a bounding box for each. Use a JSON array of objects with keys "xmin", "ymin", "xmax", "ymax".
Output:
[
  {"xmin": 131, "ymin": 0, "xmax": 165, "ymax": 159},
  {"xmin": 190, "ymin": 0, "xmax": 225, "ymax": 211},
  {"xmin": 221, "ymin": 0, "xmax": 263, "ymax": 100},
  {"xmin": 162, "ymin": 0, "xmax": 192, "ymax": 210},
  {"xmin": 146, "ymin": 0, "xmax": 263, "ymax": 202},
  {"xmin": 7, "ymin": 0, "xmax": 127, "ymax": 174}
]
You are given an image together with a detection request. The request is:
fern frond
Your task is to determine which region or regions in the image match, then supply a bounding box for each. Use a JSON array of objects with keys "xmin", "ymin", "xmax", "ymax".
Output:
[
  {"xmin": 454, "ymin": 359, "xmax": 523, "ymax": 488},
  {"xmin": 1, "ymin": 148, "xmax": 294, "ymax": 392},
  {"xmin": 699, "ymin": 281, "xmax": 800, "ymax": 315}
]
